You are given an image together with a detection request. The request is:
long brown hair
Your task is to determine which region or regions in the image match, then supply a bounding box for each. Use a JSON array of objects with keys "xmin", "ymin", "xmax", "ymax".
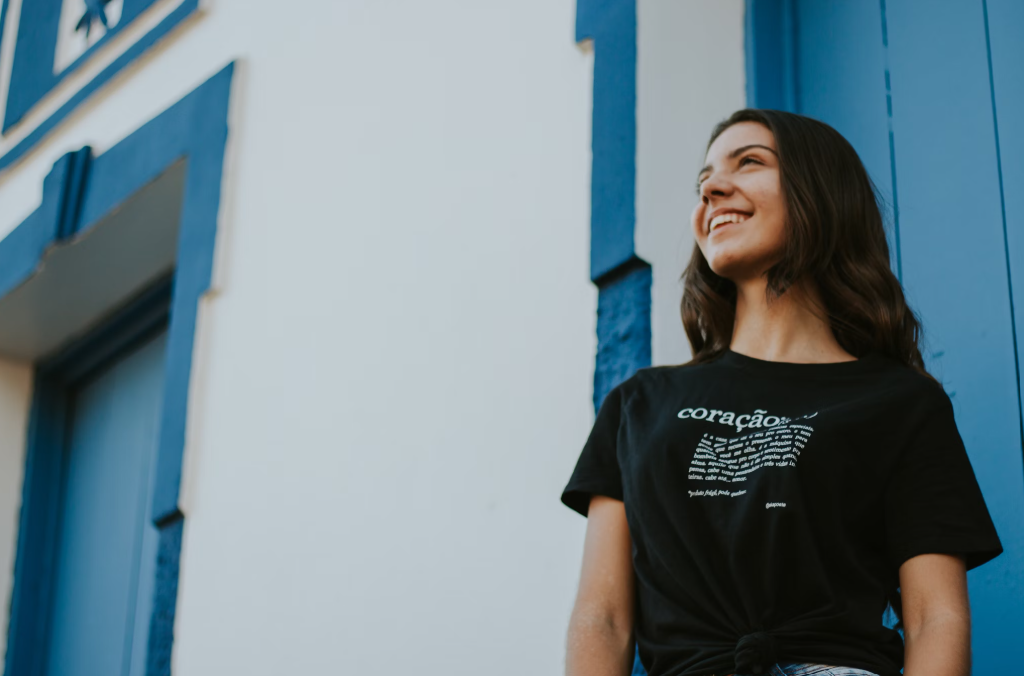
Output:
[
  {"xmin": 680, "ymin": 108, "xmax": 935, "ymax": 386},
  {"xmin": 682, "ymin": 108, "xmax": 937, "ymax": 631}
]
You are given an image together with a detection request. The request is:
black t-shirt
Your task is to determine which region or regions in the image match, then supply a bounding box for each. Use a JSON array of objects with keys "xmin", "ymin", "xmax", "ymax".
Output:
[{"xmin": 561, "ymin": 348, "xmax": 1003, "ymax": 676}]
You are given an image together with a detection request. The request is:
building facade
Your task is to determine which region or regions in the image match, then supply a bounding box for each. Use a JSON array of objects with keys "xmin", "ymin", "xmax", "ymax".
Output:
[{"xmin": 0, "ymin": 0, "xmax": 1018, "ymax": 674}]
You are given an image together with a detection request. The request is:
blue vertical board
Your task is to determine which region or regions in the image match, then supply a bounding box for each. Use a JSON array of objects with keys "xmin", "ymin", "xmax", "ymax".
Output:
[
  {"xmin": 745, "ymin": 0, "xmax": 799, "ymax": 112},
  {"xmin": 885, "ymin": 0, "xmax": 1024, "ymax": 669},
  {"xmin": 986, "ymin": 0, "xmax": 1024, "ymax": 472},
  {"xmin": 45, "ymin": 330, "xmax": 167, "ymax": 676},
  {"xmin": 793, "ymin": 0, "xmax": 899, "ymax": 272}
]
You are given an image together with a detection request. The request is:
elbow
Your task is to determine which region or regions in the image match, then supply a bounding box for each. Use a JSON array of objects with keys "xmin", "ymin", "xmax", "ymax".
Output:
[{"xmin": 569, "ymin": 602, "xmax": 634, "ymax": 644}]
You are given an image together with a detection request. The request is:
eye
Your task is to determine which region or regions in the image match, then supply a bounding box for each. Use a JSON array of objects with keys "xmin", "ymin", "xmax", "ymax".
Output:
[{"xmin": 740, "ymin": 156, "xmax": 762, "ymax": 166}]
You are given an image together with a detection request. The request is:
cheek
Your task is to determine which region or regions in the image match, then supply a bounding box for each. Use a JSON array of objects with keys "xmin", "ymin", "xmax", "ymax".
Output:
[
  {"xmin": 690, "ymin": 201, "xmax": 706, "ymax": 234},
  {"xmin": 748, "ymin": 185, "xmax": 787, "ymax": 237}
]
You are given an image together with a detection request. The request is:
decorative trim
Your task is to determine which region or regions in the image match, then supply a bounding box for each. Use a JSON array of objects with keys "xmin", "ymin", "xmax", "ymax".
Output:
[
  {"xmin": 576, "ymin": 0, "xmax": 651, "ymax": 400},
  {"xmin": 576, "ymin": 2, "xmax": 650, "ymax": 669},
  {"xmin": 577, "ymin": 0, "xmax": 639, "ymax": 283},
  {"xmin": 594, "ymin": 261, "xmax": 652, "ymax": 412},
  {"xmin": 0, "ymin": 147, "xmax": 91, "ymax": 298},
  {"xmin": 5, "ymin": 0, "xmax": 192, "ymax": 130},
  {"xmin": 3, "ymin": 61, "xmax": 234, "ymax": 675},
  {"xmin": 0, "ymin": 0, "xmax": 9, "ymax": 72},
  {"xmin": 0, "ymin": 0, "xmax": 199, "ymax": 174}
]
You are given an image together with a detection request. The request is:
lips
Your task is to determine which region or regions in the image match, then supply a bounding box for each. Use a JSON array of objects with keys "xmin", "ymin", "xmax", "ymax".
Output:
[{"xmin": 707, "ymin": 209, "xmax": 752, "ymax": 234}]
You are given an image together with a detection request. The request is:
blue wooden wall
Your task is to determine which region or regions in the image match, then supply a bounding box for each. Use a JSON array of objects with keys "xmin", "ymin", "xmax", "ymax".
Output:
[{"xmin": 749, "ymin": 0, "xmax": 1024, "ymax": 670}]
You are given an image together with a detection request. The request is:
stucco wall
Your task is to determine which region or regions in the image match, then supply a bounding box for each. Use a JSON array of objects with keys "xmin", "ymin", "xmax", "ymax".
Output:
[
  {"xmin": 636, "ymin": 0, "xmax": 747, "ymax": 367},
  {"xmin": 0, "ymin": 0, "xmax": 599, "ymax": 673}
]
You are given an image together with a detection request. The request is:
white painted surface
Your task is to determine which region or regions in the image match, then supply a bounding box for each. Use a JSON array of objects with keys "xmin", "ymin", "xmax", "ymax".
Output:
[
  {"xmin": 0, "ymin": 0, "xmax": 598, "ymax": 674},
  {"xmin": 636, "ymin": 0, "xmax": 747, "ymax": 367},
  {"xmin": 0, "ymin": 359, "xmax": 31, "ymax": 666}
]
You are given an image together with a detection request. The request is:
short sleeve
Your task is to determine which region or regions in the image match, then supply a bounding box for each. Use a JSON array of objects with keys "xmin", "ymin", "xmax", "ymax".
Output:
[
  {"xmin": 884, "ymin": 388, "xmax": 1003, "ymax": 571},
  {"xmin": 560, "ymin": 383, "xmax": 626, "ymax": 517}
]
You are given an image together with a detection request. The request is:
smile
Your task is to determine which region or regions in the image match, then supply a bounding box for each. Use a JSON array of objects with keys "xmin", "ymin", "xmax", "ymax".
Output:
[{"xmin": 709, "ymin": 212, "xmax": 749, "ymax": 233}]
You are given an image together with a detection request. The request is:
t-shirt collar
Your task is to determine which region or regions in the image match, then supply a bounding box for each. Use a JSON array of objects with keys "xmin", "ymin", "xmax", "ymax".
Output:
[{"xmin": 717, "ymin": 347, "xmax": 885, "ymax": 378}]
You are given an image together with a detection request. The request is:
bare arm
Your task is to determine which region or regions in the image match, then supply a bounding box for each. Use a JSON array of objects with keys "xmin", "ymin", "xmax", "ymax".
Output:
[
  {"xmin": 900, "ymin": 552, "xmax": 971, "ymax": 676},
  {"xmin": 565, "ymin": 495, "xmax": 636, "ymax": 676}
]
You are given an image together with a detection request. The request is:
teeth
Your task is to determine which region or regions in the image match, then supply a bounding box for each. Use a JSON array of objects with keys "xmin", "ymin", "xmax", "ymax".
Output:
[{"xmin": 709, "ymin": 212, "xmax": 749, "ymax": 231}]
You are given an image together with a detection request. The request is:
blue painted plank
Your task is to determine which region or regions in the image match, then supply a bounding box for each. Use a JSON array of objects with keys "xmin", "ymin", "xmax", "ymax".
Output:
[
  {"xmin": 794, "ymin": 0, "xmax": 899, "ymax": 272},
  {"xmin": 745, "ymin": 0, "xmax": 798, "ymax": 111},
  {"xmin": 45, "ymin": 330, "xmax": 167, "ymax": 676},
  {"xmin": 986, "ymin": 0, "xmax": 1024, "ymax": 487},
  {"xmin": 886, "ymin": 0, "xmax": 1024, "ymax": 668}
]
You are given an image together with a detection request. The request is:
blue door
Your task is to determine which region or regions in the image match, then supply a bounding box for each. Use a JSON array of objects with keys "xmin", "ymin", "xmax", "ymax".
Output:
[
  {"xmin": 43, "ymin": 329, "xmax": 167, "ymax": 676},
  {"xmin": 749, "ymin": 0, "xmax": 1024, "ymax": 669}
]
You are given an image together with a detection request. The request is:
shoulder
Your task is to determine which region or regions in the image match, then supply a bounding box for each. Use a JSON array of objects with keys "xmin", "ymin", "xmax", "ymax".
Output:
[
  {"xmin": 606, "ymin": 360, "xmax": 716, "ymax": 410},
  {"xmin": 871, "ymin": 352, "xmax": 948, "ymax": 394},
  {"xmin": 866, "ymin": 353, "xmax": 955, "ymax": 422}
]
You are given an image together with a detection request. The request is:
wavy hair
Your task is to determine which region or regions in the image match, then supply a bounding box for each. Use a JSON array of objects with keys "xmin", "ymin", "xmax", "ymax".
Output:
[
  {"xmin": 680, "ymin": 108, "xmax": 935, "ymax": 387},
  {"xmin": 681, "ymin": 108, "xmax": 941, "ymax": 632}
]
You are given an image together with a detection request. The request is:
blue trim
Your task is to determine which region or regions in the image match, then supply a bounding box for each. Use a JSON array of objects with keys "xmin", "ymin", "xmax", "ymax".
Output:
[
  {"xmin": 576, "ymin": 4, "xmax": 649, "ymax": 674},
  {"xmin": 594, "ymin": 261, "xmax": 652, "ymax": 409},
  {"xmin": 577, "ymin": 0, "xmax": 639, "ymax": 282},
  {"xmin": 0, "ymin": 0, "xmax": 199, "ymax": 173},
  {"xmin": 6, "ymin": 277, "xmax": 171, "ymax": 676},
  {"xmin": 4, "ymin": 0, "xmax": 195, "ymax": 132},
  {"xmin": 0, "ymin": 0, "xmax": 9, "ymax": 74},
  {"xmin": 744, "ymin": 0, "xmax": 798, "ymax": 111},
  {"xmin": 3, "ymin": 62, "xmax": 234, "ymax": 675},
  {"xmin": 0, "ymin": 155, "xmax": 71, "ymax": 297}
]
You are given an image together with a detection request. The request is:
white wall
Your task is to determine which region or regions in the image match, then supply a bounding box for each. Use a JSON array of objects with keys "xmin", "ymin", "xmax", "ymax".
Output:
[
  {"xmin": 0, "ymin": 0, "xmax": 599, "ymax": 674},
  {"xmin": 636, "ymin": 0, "xmax": 747, "ymax": 367},
  {"xmin": 0, "ymin": 359, "xmax": 31, "ymax": 666}
]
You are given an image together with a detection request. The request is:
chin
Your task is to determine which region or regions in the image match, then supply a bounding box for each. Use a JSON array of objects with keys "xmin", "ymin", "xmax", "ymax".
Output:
[{"xmin": 705, "ymin": 251, "xmax": 766, "ymax": 282}]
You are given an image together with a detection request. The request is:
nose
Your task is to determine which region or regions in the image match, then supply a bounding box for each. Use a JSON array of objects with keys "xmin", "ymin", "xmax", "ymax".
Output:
[{"xmin": 700, "ymin": 169, "xmax": 734, "ymax": 204}]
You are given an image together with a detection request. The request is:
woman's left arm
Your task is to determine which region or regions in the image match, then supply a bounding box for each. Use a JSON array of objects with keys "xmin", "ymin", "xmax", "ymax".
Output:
[{"xmin": 900, "ymin": 552, "xmax": 971, "ymax": 676}]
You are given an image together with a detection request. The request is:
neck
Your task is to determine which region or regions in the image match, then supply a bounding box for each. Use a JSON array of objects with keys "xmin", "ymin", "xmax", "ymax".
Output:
[{"xmin": 729, "ymin": 275, "xmax": 855, "ymax": 364}]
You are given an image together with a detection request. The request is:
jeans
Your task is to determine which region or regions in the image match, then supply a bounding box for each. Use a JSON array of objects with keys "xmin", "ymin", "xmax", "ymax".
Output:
[{"xmin": 751, "ymin": 664, "xmax": 880, "ymax": 676}]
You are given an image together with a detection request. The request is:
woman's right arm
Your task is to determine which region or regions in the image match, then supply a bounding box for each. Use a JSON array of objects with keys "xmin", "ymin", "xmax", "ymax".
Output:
[{"xmin": 565, "ymin": 494, "xmax": 636, "ymax": 676}]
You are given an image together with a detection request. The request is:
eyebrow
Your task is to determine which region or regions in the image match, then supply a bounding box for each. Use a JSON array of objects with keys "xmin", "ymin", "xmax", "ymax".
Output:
[{"xmin": 697, "ymin": 144, "xmax": 778, "ymax": 181}]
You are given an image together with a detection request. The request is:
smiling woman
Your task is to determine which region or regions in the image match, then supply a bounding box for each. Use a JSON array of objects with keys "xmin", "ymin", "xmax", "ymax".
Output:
[
  {"xmin": 682, "ymin": 109, "xmax": 905, "ymax": 363},
  {"xmin": 561, "ymin": 108, "xmax": 1004, "ymax": 676}
]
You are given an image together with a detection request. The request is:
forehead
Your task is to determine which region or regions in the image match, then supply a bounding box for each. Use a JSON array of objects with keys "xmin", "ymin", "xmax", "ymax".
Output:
[{"xmin": 705, "ymin": 121, "xmax": 775, "ymax": 161}]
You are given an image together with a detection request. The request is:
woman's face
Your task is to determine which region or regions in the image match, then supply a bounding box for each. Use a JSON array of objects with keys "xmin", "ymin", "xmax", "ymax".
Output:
[{"xmin": 692, "ymin": 121, "xmax": 787, "ymax": 283}]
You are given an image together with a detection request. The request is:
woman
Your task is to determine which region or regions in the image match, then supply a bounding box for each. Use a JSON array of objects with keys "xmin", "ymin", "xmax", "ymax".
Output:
[{"xmin": 560, "ymin": 109, "xmax": 1003, "ymax": 676}]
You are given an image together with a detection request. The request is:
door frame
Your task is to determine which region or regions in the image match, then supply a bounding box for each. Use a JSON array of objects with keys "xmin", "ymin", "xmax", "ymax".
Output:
[
  {"xmin": 11, "ymin": 278, "xmax": 171, "ymax": 676},
  {"xmin": 1, "ymin": 63, "xmax": 235, "ymax": 676}
]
